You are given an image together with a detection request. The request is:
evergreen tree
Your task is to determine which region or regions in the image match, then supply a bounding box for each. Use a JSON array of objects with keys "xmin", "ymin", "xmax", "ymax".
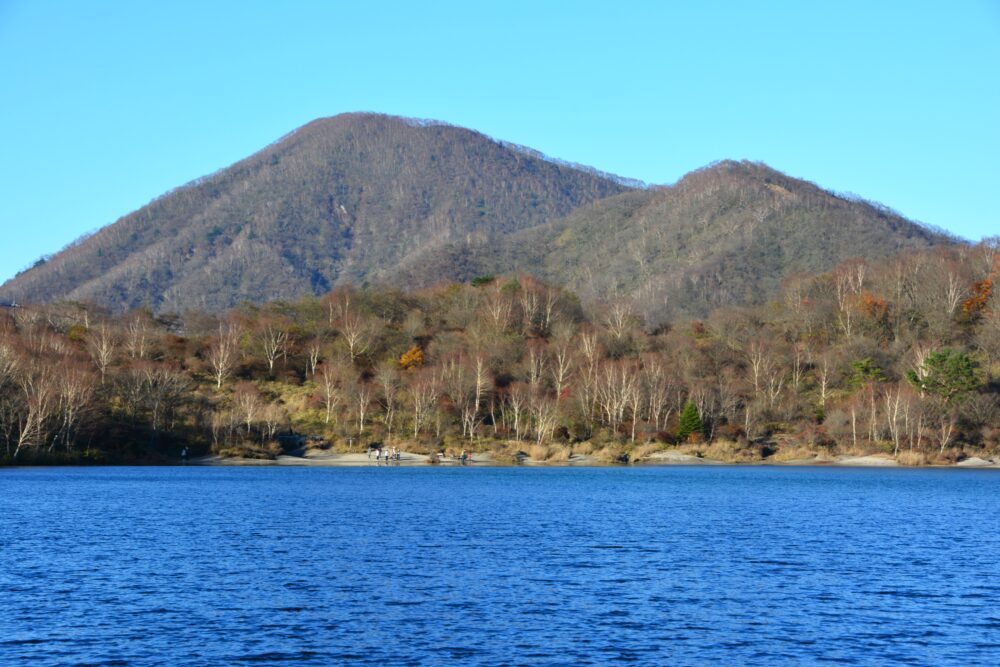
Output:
[
  {"xmin": 906, "ymin": 348, "xmax": 980, "ymax": 404},
  {"xmin": 677, "ymin": 401, "xmax": 704, "ymax": 441}
]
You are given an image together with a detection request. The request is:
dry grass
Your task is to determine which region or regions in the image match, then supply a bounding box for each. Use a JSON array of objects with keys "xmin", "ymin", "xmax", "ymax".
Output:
[
  {"xmin": 546, "ymin": 444, "xmax": 572, "ymax": 462},
  {"xmin": 769, "ymin": 446, "xmax": 820, "ymax": 463},
  {"xmin": 896, "ymin": 450, "xmax": 928, "ymax": 466},
  {"xmin": 489, "ymin": 449, "xmax": 521, "ymax": 464},
  {"xmin": 675, "ymin": 440, "xmax": 763, "ymax": 463},
  {"xmin": 629, "ymin": 443, "xmax": 666, "ymax": 462},
  {"xmin": 593, "ymin": 444, "xmax": 628, "ymax": 463},
  {"xmin": 528, "ymin": 443, "xmax": 572, "ymax": 462},
  {"xmin": 214, "ymin": 442, "xmax": 279, "ymax": 460},
  {"xmin": 837, "ymin": 445, "xmax": 881, "ymax": 458},
  {"xmin": 931, "ymin": 447, "xmax": 964, "ymax": 465},
  {"xmin": 528, "ymin": 444, "xmax": 550, "ymax": 461}
]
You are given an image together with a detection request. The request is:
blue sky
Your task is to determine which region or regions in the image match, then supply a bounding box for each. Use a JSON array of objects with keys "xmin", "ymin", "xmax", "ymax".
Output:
[{"xmin": 1, "ymin": 1, "xmax": 998, "ymax": 283}]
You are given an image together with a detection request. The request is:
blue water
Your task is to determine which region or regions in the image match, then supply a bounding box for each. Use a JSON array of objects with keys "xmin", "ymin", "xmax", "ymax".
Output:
[{"xmin": 2, "ymin": 466, "xmax": 1000, "ymax": 666}]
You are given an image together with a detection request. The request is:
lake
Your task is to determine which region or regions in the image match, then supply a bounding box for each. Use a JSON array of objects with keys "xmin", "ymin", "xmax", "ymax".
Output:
[{"xmin": 2, "ymin": 466, "xmax": 999, "ymax": 666}]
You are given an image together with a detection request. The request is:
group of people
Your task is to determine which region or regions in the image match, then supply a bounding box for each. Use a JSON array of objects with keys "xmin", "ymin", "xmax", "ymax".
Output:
[{"xmin": 369, "ymin": 446, "xmax": 401, "ymax": 464}]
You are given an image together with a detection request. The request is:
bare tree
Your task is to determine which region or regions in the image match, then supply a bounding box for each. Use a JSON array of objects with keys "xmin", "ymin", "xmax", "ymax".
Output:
[
  {"xmin": 596, "ymin": 360, "xmax": 636, "ymax": 433},
  {"xmin": 140, "ymin": 364, "xmax": 190, "ymax": 432},
  {"xmin": 549, "ymin": 324, "xmax": 575, "ymax": 402},
  {"xmin": 470, "ymin": 354, "xmax": 490, "ymax": 439},
  {"xmin": 625, "ymin": 374, "xmax": 643, "ymax": 443},
  {"xmin": 483, "ymin": 282, "xmax": 514, "ymax": 334},
  {"xmin": 973, "ymin": 237, "xmax": 999, "ymax": 276},
  {"xmin": 526, "ymin": 341, "xmax": 547, "ymax": 389},
  {"xmin": 324, "ymin": 286, "xmax": 355, "ymax": 327},
  {"xmin": 339, "ymin": 313, "xmax": 375, "ymax": 362},
  {"xmin": 504, "ymin": 382, "xmax": 530, "ymax": 441},
  {"xmin": 315, "ymin": 358, "xmax": 348, "ymax": 425},
  {"xmin": 833, "ymin": 262, "xmax": 866, "ymax": 337},
  {"xmin": 233, "ymin": 382, "xmax": 263, "ymax": 436},
  {"xmin": 0, "ymin": 337, "xmax": 17, "ymax": 388},
  {"xmin": 353, "ymin": 380, "xmax": 374, "ymax": 434},
  {"xmin": 530, "ymin": 393, "xmax": 560, "ymax": 446},
  {"xmin": 642, "ymin": 354, "xmax": 675, "ymax": 431},
  {"xmin": 305, "ymin": 335, "xmax": 325, "ymax": 378},
  {"xmin": 255, "ymin": 318, "xmax": 290, "ymax": 376},
  {"xmin": 816, "ymin": 352, "xmax": 834, "ymax": 408},
  {"xmin": 261, "ymin": 403, "xmax": 286, "ymax": 443},
  {"xmin": 376, "ymin": 362, "xmax": 400, "ymax": 440},
  {"xmin": 86, "ymin": 323, "xmax": 118, "ymax": 385},
  {"xmin": 407, "ymin": 369, "xmax": 439, "ymax": 439},
  {"xmin": 52, "ymin": 361, "xmax": 94, "ymax": 451},
  {"xmin": 604, "ymin": 300, "xmax": 635, "ymax": 341},
  {"xmin": 442, "ymin": 356, "xmax": 478, "ymax": 440},
  {"xmin": 14, "ymin": 360, "xmax": 57, "ymax": 458},
  {"xmin": 207, "ymin": 322, "xmax": 242, "ymax": 389},
  {"xmin": 124, "ymin": 314, "xmax": 152, "ymax": 360},
  {"xmin": 575, "ymin": 330, "xmax": 601, "ymax": 428},
  {"xmin": 883, "ymin": 384, "xmax": 908, "ymax": 457}
]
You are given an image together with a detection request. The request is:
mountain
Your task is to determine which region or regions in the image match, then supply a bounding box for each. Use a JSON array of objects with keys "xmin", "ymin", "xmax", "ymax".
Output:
[
  {"xmin": 1, "ymin": 116, "xmax": 954, "ymax": 319},
  {"xmin": 386, "ymin": 160, "xmax": 953, "ymax": 320},
  {"xmin": 0, "ymin": 113, "xmax": 630, "ymax": 312}
]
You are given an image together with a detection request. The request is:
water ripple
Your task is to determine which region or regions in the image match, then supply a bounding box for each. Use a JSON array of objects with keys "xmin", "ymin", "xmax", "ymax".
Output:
[{"xmin": 1, "ymin": 466, "xmax": 999, "ymax": 665}]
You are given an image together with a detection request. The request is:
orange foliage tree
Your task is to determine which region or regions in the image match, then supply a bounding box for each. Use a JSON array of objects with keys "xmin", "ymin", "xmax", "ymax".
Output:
[{"xmin": 399, "ymin": 345, "xmax": 424, "ymax": 370}]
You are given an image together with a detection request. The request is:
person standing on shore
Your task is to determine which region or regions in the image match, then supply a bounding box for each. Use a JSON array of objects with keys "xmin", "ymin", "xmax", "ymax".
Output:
[{"xmin": 181, "ymin": 447, "xmax": 188, "ymax": 463}]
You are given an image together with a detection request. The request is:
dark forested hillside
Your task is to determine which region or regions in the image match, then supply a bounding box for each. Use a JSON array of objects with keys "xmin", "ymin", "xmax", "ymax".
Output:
[
  {"xmin": 0, "ymin": 113, "xmax": 629, "ymax": 312},
  {"xmin": 388, "ymin": 161, "xmax": 954, "ymax": 321}
]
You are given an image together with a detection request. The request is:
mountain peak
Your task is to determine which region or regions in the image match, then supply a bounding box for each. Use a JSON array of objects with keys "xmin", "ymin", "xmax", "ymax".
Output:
[
  {"xmin": 0, "ymin": 119, "xmax": 953, "ymax": 317},
  {"xmin": 0, "ymin": 116, "xmax": 630, "ymax": 312}
]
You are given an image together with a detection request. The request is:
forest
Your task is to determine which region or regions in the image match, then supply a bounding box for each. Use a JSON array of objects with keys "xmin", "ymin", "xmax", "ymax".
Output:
[
  {"xmin": 2, "ymin": 114, "xmax": 948, "ymax": 321},
  {"xmin": 1, "ymin": 240, "xmax": 998, "ymax": 466}
]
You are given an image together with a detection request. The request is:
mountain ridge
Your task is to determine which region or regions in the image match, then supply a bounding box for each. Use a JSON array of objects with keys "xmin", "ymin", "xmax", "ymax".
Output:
[
  {"xmin": 1, "ymin": 113, "xmax": 631, "ymax": 312},
  {"xmin": 1, "ymin": 114, "xmax": 954, "ymax": 317},
  {"xmin": 383, "ymin": 159, "xmax": 953, "ymax": 320}
]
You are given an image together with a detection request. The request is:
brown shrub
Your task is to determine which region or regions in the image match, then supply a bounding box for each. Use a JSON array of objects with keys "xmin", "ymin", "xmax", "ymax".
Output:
[
  {"xmin": 677, "ymin": 439, "xmax": 762, "ymax": 463},
  {"xmin": 769, "ymin": 446, "xmax": 820, "ymax": 463},
  {"xmin": 593, "ymin": 444, "xmax": 629, "ymax": 463},
  {"xmin": 528, "ymin": 444, "xmax": 551, "ymax": 461},
  {"xmin": 932, "ymin": 447, "xmax": 964, "ymax": 465},
  {"xmin": 630, "ymin": 443, "xmax": 666, "ymax": 461},
  {"xmin": 546, "ymin": 444, "xmax": 572, "ymax": 462},
  {"xmin": 896, "ymin": 450, "xmax": 928, "ymax": 466}
]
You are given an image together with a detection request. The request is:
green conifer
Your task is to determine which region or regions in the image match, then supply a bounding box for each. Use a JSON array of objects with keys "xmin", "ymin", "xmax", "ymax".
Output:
[{"xmin": 677, "ymin": 401, "xmax": 704, "ymax": 441}]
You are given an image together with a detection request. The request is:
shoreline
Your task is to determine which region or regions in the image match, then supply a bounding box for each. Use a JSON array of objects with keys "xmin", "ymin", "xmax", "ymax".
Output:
[
  {"xmin": 5, "ymin": 449, "xmax": 997, "ymax": 470},
  {"xmin": 185, "ymin": 449, "xmax": 1000, "ymax": 470}
]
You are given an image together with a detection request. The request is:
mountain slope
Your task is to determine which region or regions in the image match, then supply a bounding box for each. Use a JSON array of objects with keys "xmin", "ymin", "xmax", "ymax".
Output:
[
  {"xmin": 386, "ymin": 161, "xmax": 953, "ymax": 320},
  {"xmin": 1, "ymin": 113, "xmax": 630, "ymax": 312},
  {"xmin": 2, "ymin": 117, "xmax": 954, "ymax": 319}
]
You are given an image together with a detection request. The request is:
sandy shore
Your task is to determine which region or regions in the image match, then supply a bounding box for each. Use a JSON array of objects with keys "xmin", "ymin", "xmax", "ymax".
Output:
[
  {"xmin": 190, "ymin": 448, "xmax": 1000, "ymax": 468},
  {"xmin": 192, "ymin": 448, "xmax": 606, "ymax": 467}
]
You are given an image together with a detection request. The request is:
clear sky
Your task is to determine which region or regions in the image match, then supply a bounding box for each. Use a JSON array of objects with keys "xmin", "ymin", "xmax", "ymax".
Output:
[{"xmin": 1, "ymin": 1, "xmax": 998, "ymax": 283}]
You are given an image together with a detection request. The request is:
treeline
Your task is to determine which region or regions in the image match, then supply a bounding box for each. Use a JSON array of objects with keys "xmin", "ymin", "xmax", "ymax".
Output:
[{"xmin": 1, "ymin": 240, "xmax": 997, "ymax": 465}]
